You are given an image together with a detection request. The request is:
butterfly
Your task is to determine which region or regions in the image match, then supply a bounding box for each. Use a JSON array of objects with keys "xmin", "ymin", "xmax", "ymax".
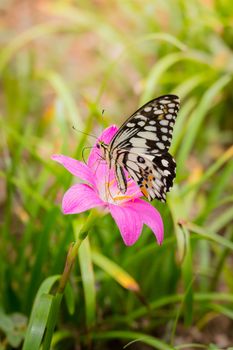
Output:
[{"xmin": 97, "ymin": 94, "xmax": 180, "ymax": 202}]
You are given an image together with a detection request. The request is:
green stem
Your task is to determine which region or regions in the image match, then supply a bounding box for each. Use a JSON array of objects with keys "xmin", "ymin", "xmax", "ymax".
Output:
[
  {"xmin": 58, "ymin": 210, "xmax": 97, "ymax": 293},
  {"xmin": 57, "ymin": 239, "xmax": 84, "ymax": 294},
  {"xmin": 42, "ymin": 210, "xmax": 98, "ymax": 350}
]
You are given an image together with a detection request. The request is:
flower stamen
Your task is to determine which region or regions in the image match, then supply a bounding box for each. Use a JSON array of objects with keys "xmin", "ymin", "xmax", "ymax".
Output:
[{"xmin": 114, "ymin": 194, "xmax": 136, "ymax": 201}]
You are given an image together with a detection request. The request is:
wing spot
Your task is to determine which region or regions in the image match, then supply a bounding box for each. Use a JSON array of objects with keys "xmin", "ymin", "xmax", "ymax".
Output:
[
  {"xmin": 166, "ymin": 114, "xmax": 173, "ymax": 120},
  {"xmin": 162, "ymin": 135, "xmax": 168, "ymax": 141},
  {"xmin": 157, "ymin": 142, "xmax": 165, "ymax": 150},
  {"xmin": 153, "ymin": 109, "xmax": 163, "ymax": 115},
  {"xmin": 168, "ymin": 109, "xmax": 174, "ymax": 113},
  {"xmin": 135, "ymin": 114, "xmax": 147, "ymax": 121},
  {"xmin": 144, "ymin": 106, "xmax": 152, "ymax": 112},
  {"xmin": 162, "ymin": 159, "xmax": 169, "ymax": 167},
  {"xmin": 126, "ymin": 122, "xmax": 135, "ymax": 127},
  {"xmin": 164, "ymin": 169, "xmax": 171, "ymax": 176},
  {"xmin": 137, "ymin": 156, "xmax": 145, "ymax": 164},
  {"xmin": 138, "ymin": 121, "xmax": 145, "ymax": 127},
  {"xmin": 161, "ymin": 127, "xmax": 168, "ymax": 133},
  {"xmin": 159, "ymin": 120, "xmax": 169, "ymax": 126},
  {"xmin": 144, "ymin": 125, "xmax": 157, "ymax": 131},
  {"xmin": 149, "ymin": 120, "xmax": 156, "ymax": 125},
  {"xmin": 130, "ymin": 137, "xmax": 147, "ymax": 147},
  {"xmin": 138, "ymin": 131, "xmax": 157, "ymax": 140}
]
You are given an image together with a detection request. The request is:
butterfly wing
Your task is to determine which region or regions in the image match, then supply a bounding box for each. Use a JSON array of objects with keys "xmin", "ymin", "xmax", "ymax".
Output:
[
  {"xmin": 120, "ymin": 150, "xmax": 176, "ymax": 202},
  {"xmin": 109, "ymin": 94, "xmax": 180, "ymax": 155},
  {"xmin": 108, "ymin": 95, "xmax": 179, "ymax": 201}
]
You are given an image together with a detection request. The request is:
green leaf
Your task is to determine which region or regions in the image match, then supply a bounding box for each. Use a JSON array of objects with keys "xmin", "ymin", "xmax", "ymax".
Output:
[
  {"xmin": 208, "ymin": 303, "xmax": 233, "ymax": 320},
  {"xmin": 141, "ymin": 51, "xmax": 210, "ymax": 103},
  {"xmin": 181, "ymin": 145, "xmax": 233, "ymax": 196},
  {"xmin": 42, "ymin": 293, "xmax": 63, "ymax": 350},
  {"xmin": 92, "ymin": 330, "xmax": 175, "ymax": 350},
  {"xmin": 22, "ymin": 276, "xmax": 60, "ymax": 350},
  {"xmin": 51, "ymin": 330, "xmax": 73, "ymax": 348},
  {"xmin": 78, "ymin": 237, "xmax": 96, "ymax": 328},
  {"xmin": 92, "ymin": 251, "xmax": 140, "ymax": 292},
  {"xmin": 185, "ymin": 222, "xmax": 233, "ymax": 251},
  {"xmin": 180, "ymin": 226, "xmax": 193, "ymax": 325},
  {"xmin": 22, "ymin": 293, "xmax": 53, "ymax": 350},
  {"xmin": 64, "ymin": 282, "xmax": 75, "ymax": 315},
  {"xmin": 177, "ymin": 75, "xmax": 232, "ymax": 167},
  {"xmin": 43, "ymin": 71, "xmax": 82, "ymax": 126}
]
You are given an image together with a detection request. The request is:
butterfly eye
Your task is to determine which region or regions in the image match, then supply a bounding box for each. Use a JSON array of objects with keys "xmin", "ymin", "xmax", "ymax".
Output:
[
  {"xmin": 137, "ymin": 156, "xmax": 145, "ymax": 164},
  {"xmin": 96, "ymin": 144, "xmax": 100, "ymax": 149}
]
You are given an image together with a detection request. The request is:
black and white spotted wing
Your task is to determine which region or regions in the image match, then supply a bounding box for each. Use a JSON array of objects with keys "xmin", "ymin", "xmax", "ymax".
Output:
[
  {"xmin": 99, "ymin": 94, "xmax": 180, "ymax": 202},
  {"xmin": 121, "ymin": 151, "xmax": 176, "ymax": 202},
  {"xmin": 109, "ymin": 94, "xmax": 180, "ymax": 155}
]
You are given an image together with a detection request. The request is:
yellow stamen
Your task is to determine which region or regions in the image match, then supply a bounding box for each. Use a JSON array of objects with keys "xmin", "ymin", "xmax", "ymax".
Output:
[
  {"xmin": 108, "ymin": 178, "xmax": 116, "ymax": 187},
  {"xmin": 114, "ymin": 194, "xmax": 136, "ymax": 201}
]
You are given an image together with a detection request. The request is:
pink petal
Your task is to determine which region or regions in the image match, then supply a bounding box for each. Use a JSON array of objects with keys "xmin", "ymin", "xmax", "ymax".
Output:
[
  {"xmin": 129, "ymin": 199, "xmax": 164, "ymax": 245},
  {"xmin": 62, "ymin": 183, "xmax": 104, "ymax": 214},
  {"xmin": 51, "ymin": 154, "xmax": 95, "ymax": 186},
  {"xmin": 88, "ymin": 125, "xmax": 118, "ymax": 169},
  {"xmin": 109, "ymin": 204, "xmax": 143, "ymax": 246},
  {"xmin": 98, "ymin": 125, "xmax": 119, "ymax": 144},
  {"xmin": 120, "ymin": 178, "xmax": 142, "ymax": 200}
]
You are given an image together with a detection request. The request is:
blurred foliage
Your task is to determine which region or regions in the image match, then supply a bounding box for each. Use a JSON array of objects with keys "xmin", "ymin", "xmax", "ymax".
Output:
[{"xmin": 0, "ymin": 0, "xmax": 233, "ymax": 349}]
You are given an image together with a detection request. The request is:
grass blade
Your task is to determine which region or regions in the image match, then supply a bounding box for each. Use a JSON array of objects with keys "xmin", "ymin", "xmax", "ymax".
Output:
[
  {"xmin": 92, "ymin": 251, "xmax": 140, "ymax": 292},
  {"xmin": 78, "ymin": 237, "xmax": 96, "ymax": 328},
  {"xmin": 22, "ymin": 293, "xmax": 53, "ymax": 350}
]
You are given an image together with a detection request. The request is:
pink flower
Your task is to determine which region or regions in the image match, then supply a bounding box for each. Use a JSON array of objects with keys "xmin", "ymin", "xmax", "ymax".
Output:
[{"xmin": 51, "ymin": 126, "xmax": 164, "ymax": 246}]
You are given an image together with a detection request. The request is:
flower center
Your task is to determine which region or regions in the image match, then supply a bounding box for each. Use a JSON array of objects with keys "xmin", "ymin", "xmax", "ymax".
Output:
[{"xmin": 101, "ymin": 178, "xmax": 137, "ymax": 205}]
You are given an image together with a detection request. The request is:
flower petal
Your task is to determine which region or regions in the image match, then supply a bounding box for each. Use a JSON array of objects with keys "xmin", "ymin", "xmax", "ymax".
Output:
[
  {"xmin": 109, "ymin": 204, "xmax": 143, "ymax": 246},
  {"xmin": 129, "ymin": 199, "xmax": 164, "ymax": 245},
  {"xmin": 62, "ymin": 184, "xmax": 104, "ymax": 214},
  {"xmin": 51, "ymin": 154, "xmax": 95, "ymax": 186},
  {"xmin": 88, "ymin": 125, "xmax": 118, "ymax": 169},
  {"xmin": 98, "ymin": 125, "xmax": 119, "ymax": 145}
]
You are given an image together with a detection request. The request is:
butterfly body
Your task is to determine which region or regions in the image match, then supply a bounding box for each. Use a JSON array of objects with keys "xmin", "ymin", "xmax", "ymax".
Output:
[{"xmin": 97, "ymin": 95, "xmax": 180, "ymax": 202}]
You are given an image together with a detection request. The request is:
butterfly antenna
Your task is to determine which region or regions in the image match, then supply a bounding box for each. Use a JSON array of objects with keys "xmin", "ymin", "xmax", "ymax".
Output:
[{"xmin": 72, "ymin": 125, "xmax": 98, "ymax": 140}]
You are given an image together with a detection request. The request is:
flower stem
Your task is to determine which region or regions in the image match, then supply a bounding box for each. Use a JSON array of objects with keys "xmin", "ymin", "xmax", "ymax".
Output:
[
  {"xmin": 57, "ymin": 240, "xmax": 83, "ymax": 293},
  {"xmin": 57, "ymin": 209, "xmax": 98, "ymax": 294},
  {"xmin": 42, "ymin": 211, "xmax": 98, "ymax": 350}
]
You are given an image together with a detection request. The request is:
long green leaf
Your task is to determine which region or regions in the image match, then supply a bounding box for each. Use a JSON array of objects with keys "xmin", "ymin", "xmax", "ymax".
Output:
[
  {"xmin": 78, "ymin": 237, "xmax": 96, "ymax": 328},
  {"xmin": 92, "ymin": 251, "xmax": 140, "ymax": 292},
  {"xmin": 22, "ymin": 293, "xmax": 53, "ymax": 350},
  {"xmin": 92, "ymin": 330, "xmax": 175, "ymax": 350},
  {"xmin": 177, "ymin": 75, "xmax": 232, "ymax": 167}
]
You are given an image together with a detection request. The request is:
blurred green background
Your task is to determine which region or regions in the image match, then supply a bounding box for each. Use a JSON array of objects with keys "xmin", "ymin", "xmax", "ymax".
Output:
[{"xmin": 0, "ymin": 1, "xmax": 233, "ymax": 349}]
